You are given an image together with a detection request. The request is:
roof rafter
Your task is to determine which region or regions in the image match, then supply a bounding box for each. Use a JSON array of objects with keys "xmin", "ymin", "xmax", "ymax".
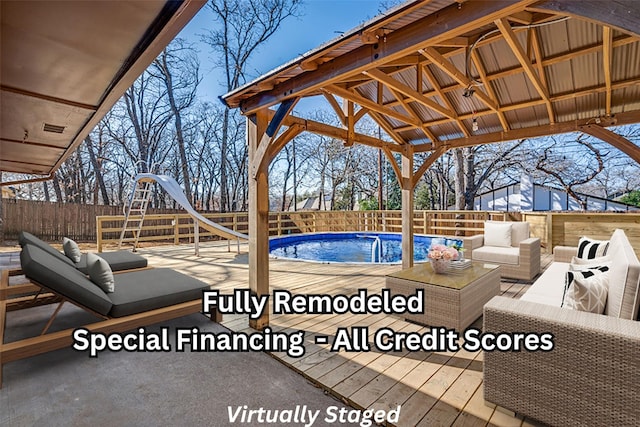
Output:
[
  {"xmin": 603, "ymin": 26, "xmax": 613, "ymax": 116},
  {"xmin": 363, "ymin": 68, "xmax": 457, "ymax": 120},
  {"xmin": 386, "ymin": 86, "xmax": 439, "ymax": 143},
  {"xmin": 325, "ymin": 84, "xmax": 422, "ymax": 128},
  {"xmin": 420, "ymin": 64, "xmax": 470, "ymax": 136},
  {"xmin": 419, "ymin": 47, "xmax": 499, "ymax": 112},
  {"xmin": 369, "ymin": 111, "xmax": 408, "ymax": 145},
  {"xmin": 495, "ymin": 17, "xmax": 555, "ymax": 123},
  {"xmin": 469, "ymin": 51, "xmax": 509, "ymax": 131}
]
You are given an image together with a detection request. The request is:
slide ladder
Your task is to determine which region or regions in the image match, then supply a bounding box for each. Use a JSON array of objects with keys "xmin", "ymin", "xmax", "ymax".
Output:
[
  {"xmin": 118, "ymin": 178, "xmax": 153, "ymax": 250},
  {"xmin": 118, "ymin": 174, "xmax": 248, "ymax": 253}
]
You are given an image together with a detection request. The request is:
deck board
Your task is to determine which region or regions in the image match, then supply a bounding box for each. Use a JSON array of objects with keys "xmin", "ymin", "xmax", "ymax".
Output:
[{"xmin": 137, "ymin": 242, "xmax": 551, "ymax": 427}]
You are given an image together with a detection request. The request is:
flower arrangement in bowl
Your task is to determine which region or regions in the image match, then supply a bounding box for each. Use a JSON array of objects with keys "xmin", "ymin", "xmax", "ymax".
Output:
[{"xmin": 427, "ymin": 244, "xmax": 458, "ymax": 273}]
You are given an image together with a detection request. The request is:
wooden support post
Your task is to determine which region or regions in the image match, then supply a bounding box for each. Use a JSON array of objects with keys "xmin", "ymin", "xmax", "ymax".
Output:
[
  {"xmin": 194, "ymin": 219, "xmax": 200, "ymax": 257},
  {"xmin": 96, "ymin": 217, "xmax": 103, "ymax": 253},
  {"xmin": 174, "ymin": 215, "xmax": 180, "ymax": 245},
  {"xmin": 247, "ymin": 111, "xmax": 271, "ymax": 330},
  {"xmin": 401, "ymin": 147, "xmax": 414, "ymax": 269}
]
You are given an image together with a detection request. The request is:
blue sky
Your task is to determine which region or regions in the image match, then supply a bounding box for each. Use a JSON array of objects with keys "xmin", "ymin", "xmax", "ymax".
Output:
[{"xmin": 178, "ymin": 0, "xmax": 387, "ymax": 103}]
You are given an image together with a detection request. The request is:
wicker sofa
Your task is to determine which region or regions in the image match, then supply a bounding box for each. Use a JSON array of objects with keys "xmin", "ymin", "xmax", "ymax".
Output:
[
  {"xmin": 463, "ymin": 221, "xmax": 541, "ymax": 281},
  {"xmin": 482, "ymin": 229, "xmax": 640, "ymax": 426}
]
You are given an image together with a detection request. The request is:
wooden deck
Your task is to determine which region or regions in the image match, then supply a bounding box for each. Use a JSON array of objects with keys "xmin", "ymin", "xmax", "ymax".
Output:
[{"xmin": 137, "ymin": 242, "xmax": 550, "ymax": 427}]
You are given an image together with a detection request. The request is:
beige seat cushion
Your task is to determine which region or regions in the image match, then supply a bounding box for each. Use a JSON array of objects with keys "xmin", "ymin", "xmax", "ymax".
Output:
[
  {"xmin": 472, "ymin": 246, "xmax": 520, "ymax": 265},
  {"xmin": 520, "ymin": 262, "xmax": 570, "ymax": 306}
]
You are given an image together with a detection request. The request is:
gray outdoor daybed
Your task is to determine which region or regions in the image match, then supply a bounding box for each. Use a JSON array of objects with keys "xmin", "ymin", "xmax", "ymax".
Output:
[
  {"xmin": 0, "ymin": 243, "xmax": 216, "ymax": 387},
  {"xmin": 19, "ymin": 231, "xmax": 148, "ymax": 273}
]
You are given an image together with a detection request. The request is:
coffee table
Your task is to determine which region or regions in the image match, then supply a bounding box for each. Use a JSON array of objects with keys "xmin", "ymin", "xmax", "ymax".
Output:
[{"xmin": 385, "ymin": 262, "xmax": 500, "ymax": 330}]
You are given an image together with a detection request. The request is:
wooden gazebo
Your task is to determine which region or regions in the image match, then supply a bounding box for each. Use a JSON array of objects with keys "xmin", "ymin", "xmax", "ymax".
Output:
[{"xmin": 221, "ymin": 0, "xmax": 640, "ymax": 328}]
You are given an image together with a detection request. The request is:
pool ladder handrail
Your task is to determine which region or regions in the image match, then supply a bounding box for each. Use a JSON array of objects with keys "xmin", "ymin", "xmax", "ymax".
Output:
[{"xmin": 370, "ymin": 236, "xmax": 382, "ymax": 263}]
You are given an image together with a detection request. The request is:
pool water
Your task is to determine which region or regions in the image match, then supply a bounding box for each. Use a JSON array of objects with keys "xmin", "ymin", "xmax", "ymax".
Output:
[{"xmin": 269, "ymin": 232, "xmax": 462, "ymax": 263}]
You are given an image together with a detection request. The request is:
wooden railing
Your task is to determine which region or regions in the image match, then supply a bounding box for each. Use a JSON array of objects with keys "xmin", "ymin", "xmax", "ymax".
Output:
[{"xmin": 96, "ymin": 210, "xmax": 510, "ymax": 252}]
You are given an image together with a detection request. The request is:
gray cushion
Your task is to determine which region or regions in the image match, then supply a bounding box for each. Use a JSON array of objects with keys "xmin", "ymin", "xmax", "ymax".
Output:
[
  {"xmin": 75, "ymin": 251, "xmax": 148, "ymax": 274},
  {"xmin": 20, "ymin": 244, "xmax": 112, "ymax": 316},
  {"xmin": 108, "ymin": 268, "xmax": 209, "ymax": 317},
  {"xmin": 87, "ymin": 252, "xmax": 115, "ymax": 293},
  {"xmin": 18, "ymin": 231, "xmax": 74, "ymax": 266},
  {"xmin": 63, "ymin": 237, "xmax": 82, "ymax": 263}
]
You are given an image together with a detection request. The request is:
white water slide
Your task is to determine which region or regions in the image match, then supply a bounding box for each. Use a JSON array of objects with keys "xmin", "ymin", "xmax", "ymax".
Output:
[{"xmin": 121, "ymin": 173, "xmax": 248, "ymax": 252}]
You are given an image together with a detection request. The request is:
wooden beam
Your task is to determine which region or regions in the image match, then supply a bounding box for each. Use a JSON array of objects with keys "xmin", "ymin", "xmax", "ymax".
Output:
[
  {"xmin": 495, "ymin": 18, "xmax": 555, "ymax": 123},
  {"xmin": 411, "ymin": 111, "xmax": 640, "ymax": 152},
  {"xmin": 323, "ymin": 93, "xmax": 346, "ymax": 126},
  {"xmin": 345, "ymin": 100, "xmax": 355, "ymax": 146},
  {"xmin": 381, "ymin": 146, "xmax": 402, "ymax": 187},
  {"xmin": 266, "ymin": 124, "xmax": 304, "ymax": 164},
  {"xmin": 420, "ymin": 65, "xmax": 470, "ymax": 137},
  {"xmin": 326, "ymin": 84, "xmax": 422, "ymax": 127},
  {"xmin": 280, "ymin": 110, "xmax": 402, "ymax": 151},
  {"xmin": 530, "ymin": 25, "xmax": 552, "ymax": 117},
  {"xmin": 369, "ymin": 111, "xmax": 408, "ymax": 146},
  {"xmin": 469, "ymin": 52, "xmax": 509, "ymax": 132},
  {"xmin": 529, "ymin": 0, "xmax": 640, "ymax": 37},
  {"xmin": 580, "ymin": 124, "xmax": 640, "ymax": 165},
  {"xmin": 386, "ymin": 86, "xmax": 439, "ymax": 143},
  {"xmin": 401, "ymin": 147, "xmax": 414, "ymax": 269},
  {"xmin": 236, "ymin": 1, "xmax": 536, "ymax": 113},
  {"xmin": 508, "ymin": 10, "xmax": 534, "ymax": 24},
  {"xmin": 250, "ymin": 99, "xmax": 298, "ymax": 179},
  {"xmin": 419, "ymin": 47, "xmax": 499, "ymax": 112},
  {"xmin": 603, "ymin": 26, "xmax": 613, "ymax": 116},
  {"xmin": 412, "ymin": 146, "xmax": 447, "ymax": 189},
  {"xmin": 247, "ymin": 110, "xmax": 270, "ymax": 330},
  {"xmin": 266, "ymin": 98, "xmax": 298, "ymax": 138},
  {"xmin": 354, "ymin": 107, "xmax": 368, "ymax": 123},
  {"xmin": 364, "ymin": 68, "xmax": 457, "ymax": 119}
]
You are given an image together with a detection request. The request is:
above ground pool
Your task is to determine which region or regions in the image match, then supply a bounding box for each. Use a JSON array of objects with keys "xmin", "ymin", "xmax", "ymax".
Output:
[{"xmin": 269, "ymin": 232, "xmax": 462, "ymax": 264}]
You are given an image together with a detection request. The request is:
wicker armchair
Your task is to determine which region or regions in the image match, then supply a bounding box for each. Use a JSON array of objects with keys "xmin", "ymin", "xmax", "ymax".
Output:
[{"xmin": 463, "ymin": 221, "xmax": 540, "ymax": 281}]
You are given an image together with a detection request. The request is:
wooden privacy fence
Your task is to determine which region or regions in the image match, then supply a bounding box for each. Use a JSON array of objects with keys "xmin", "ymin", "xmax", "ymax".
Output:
[
  {"xmin": 1, "ymin": 199, "xmax": 185, "ymax": 243},
  {"xmin": 95, "ymin": 210, "xmax": 510, "ymax": 252},
  {"xmin": 523, "ymin": 212, "xmax": 640, "ymax": 255}
]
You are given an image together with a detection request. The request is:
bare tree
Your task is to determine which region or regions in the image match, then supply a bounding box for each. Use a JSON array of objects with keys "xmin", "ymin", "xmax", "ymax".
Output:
[
  {"xmin": 150, "ymin": 39, "xmax": 200, "ymax": 202},
  {"xmin": 535, "ymin": 134, "xmax": 605, "ymax": 210},
  {"xmin": 201, "ymin": 0, "xmax": 301, "ymax": 211},
  {"xmin": 84, "ymin": 134, "xmax": 110, "ymax": 205}
]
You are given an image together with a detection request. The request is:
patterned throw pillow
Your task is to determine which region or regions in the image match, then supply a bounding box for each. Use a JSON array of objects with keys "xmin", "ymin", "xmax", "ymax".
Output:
[
  {"xmin": 570, "ymin": 273, "xmax": 609, "ymax": 314},
  {"xmin": 562, "ymin": 265, "xmax": 609, "ymax": 308},
  {"xmin": 577, "ymin": 236, "xmax": 609, "ymax": 259}
]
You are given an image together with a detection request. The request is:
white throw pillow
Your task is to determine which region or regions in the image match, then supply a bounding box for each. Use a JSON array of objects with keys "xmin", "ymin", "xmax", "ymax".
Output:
[
  {"xmin": 62, "ymin": 237, "xmax": 82, "ymax": 263},
  {"xmin": 484, "ymin": 222, "xmax": 513, "ymax": 248},
  {"xmin": 87, "ymin": 252, "xmax": 115, "ymax": 293}
]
